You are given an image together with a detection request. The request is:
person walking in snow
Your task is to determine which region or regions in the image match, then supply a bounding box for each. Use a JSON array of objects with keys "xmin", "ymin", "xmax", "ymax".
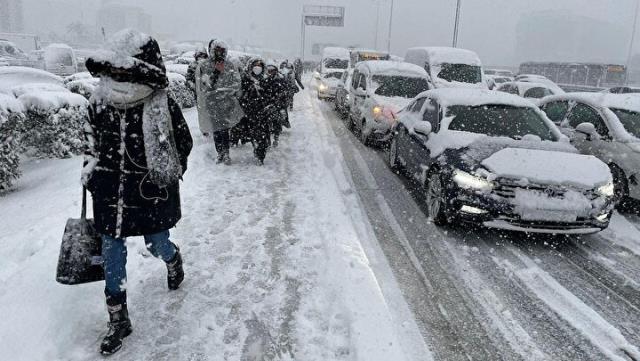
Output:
[
  {"xmin": 186, "ymin": 49, "xmax": 208, "ymax": 96},
  {"xmin": 264, "ymin": 62, "xmax": 290, "ymax": 147},
  {"xmin": 280, "ymin": 60, "xmax": 300, "ymax": 112},
  {"xmin": 293, "ymin": 58, "xmax": 305, "ymax": 90},
  {"xmin": 239, "ymin": 57, "xmax": 271, "ymax": 164},
  {"xmin": 83, "ymin": 29, "xmax": 193, "ymax": 355},
  {"xmin": 195, "ymin": 39, "xmax": 243, "ymax": 165}
]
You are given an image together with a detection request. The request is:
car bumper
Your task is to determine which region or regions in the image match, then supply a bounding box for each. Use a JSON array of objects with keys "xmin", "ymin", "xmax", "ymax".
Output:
[{"xmin": 450, "ymin": 188, "xmax": 613, "ymax": 234}]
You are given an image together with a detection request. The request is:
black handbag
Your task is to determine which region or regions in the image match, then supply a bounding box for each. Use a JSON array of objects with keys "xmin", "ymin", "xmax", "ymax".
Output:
[{"xmin": 56, "ymin": 187, "xmax": 105, "ymax": 285}]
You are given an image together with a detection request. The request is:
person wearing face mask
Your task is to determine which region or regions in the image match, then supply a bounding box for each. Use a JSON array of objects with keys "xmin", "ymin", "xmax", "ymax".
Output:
[
  {"xmin": 84, "ymin": 29, "xmax": 193, "ymax": 355},
  {"xmin": 239, "ymin": 58, "xmax": 271, "ymax": 164},
  {"xmin": 195, "ymin": 39, "xmax": 243, "ymax": 164}
]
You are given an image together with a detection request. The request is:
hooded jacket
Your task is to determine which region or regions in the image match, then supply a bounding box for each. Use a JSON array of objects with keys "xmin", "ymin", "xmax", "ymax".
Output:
[
  {"xmin": 195, "ymin": 42, "xmax": 243, "ymax": 134},
  {"xmin": 84, "ymin": 29, "xmax": 193, "ymax": 238}
]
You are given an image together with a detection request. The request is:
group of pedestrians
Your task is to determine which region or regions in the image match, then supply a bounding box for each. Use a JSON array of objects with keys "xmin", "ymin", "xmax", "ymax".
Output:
[
  {"xmin": 193, "ymin": 40, "xmax": 303, "ymax": 165},
  {"xmin": 78, "ymin": 29, "xmax": 305, "ymax": 355}
]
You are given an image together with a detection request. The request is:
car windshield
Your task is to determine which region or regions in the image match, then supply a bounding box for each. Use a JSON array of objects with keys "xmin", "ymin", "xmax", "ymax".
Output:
[
  {"xmin": 437, "ymin": 63, "xmax": 482, "ymax": 83},
  {"xmin": 372, "ymin": 75, "xmax": 429, "ymax": 98},
  {"xmin": 446, "ymin": 104, "xmax": 556, "ymax": 141},
  {"xmin": 324, "ymin": 58, "xmax": 349, "ymax": 69},
  {"xmin": 611, "ymin": 108, "xmax": 640, "ymax": 138},
  {"xmin": 45, "ymin": 49, "xmax": 74, "ymax": 66},
  {"xmin": 323, "ymin": 72, "xmax": 343, "ymax": 79}
]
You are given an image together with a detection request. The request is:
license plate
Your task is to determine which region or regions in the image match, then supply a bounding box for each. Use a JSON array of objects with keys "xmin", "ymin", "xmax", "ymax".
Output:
[{"xmin": 520, "ymin": 210, "xmax": 577, "ymax": 222}]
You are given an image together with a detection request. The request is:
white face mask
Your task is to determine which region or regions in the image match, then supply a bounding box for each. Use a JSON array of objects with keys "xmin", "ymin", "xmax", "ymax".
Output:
[
  {"xmin": 101, "ymin": 77, "xmax": 154, "ymax": 105},
  {"xmin": 281, "ymin": 68, "xmax": 290, "ymax": 75},
  {"xmin": 252, "ymin": 66, "xmax": 263, "ymax": 76}
]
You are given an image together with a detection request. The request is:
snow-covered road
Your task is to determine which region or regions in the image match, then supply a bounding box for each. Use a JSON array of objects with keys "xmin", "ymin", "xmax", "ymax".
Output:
[
  {"xmin": 2, "ymin": 86, "xmax": 640, "ymax": 361},
  {"xmin": 0, "ymin": 90, "xmax": 429, "ymax": 360},
  {"xmin": 315, "ymin": 89, "xmax": 640, "ymax": 361}
]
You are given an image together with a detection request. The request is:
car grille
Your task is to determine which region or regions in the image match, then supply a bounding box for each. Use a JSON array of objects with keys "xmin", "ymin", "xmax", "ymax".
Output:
[
  {"xmin": 498, "ymin": 218, "xmax": 598, "ymax": 230},
  {"xmin": 493, "ymin": 182, "xmax": 567, "ymax": 199}
]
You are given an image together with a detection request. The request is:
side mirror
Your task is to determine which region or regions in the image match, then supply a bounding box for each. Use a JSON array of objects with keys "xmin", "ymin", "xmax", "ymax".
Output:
[
  {"xmin": 575, "ymin": 122, "xmax": 599, "ymax": 141},
  {"xmin": 413, "ymin": 122, "xmax": 432, "ymax": 136}
]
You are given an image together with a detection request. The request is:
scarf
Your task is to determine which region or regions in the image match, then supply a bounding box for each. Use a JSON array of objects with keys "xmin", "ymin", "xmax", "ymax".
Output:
[{"xmin": 95, "ymin": 78, "xmax": 182, "ymax": 188}]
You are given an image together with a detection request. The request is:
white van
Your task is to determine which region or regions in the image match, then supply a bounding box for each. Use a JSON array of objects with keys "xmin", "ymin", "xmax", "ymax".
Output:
[
  {"xmin": 321, "ymin": 47, "xmax": 350, "ymax": 73},
  {"xmin": 43, "ymin": 44, "xmax": 78, "ymax": 76},
  {"xmin": 404, "ymin": 47, "xmax": 485, "ymax": 89}
]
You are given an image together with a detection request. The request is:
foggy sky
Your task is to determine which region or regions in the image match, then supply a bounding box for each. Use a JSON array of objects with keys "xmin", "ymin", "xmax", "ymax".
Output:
[{"xmin": 23, "ymin": 0, "xmax": 639, "ymax": 66}]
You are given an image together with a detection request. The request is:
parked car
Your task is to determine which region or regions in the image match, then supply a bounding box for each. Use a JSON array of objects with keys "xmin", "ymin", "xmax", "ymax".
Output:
[
  {"xmin": 334, "ymin": 69, "xmax": 353, "ymax": 117},
  {"xmin": 404, "ymin": 47, "xmax": 486, "ymax": 89},
  {"xmin": 0, "ymin": 40, "xmax": 36, "ymax": 67},
  {"xmin": 348, "ymin": 61, "xmax": 429, "ymax": 144},
  {"xmin": 538, "ymin": 93, "xmax": 640, "ymax": 207},
  {"xmin": 602, "ymin": 86, "xmax": 640, "ymax": 94},
  {"xmin": 485, "ymin": 75, "xmax": 512, "ymax": 90},
  {"xmin": 317, "ymin": 70, "xmax": 345, "ymax": 100},
  {"xmin": 321, "ymin": 47, "xmax": 350, "ymax": 73},
  {"xmin": 0, "ymin": 66, "xmax": 63, "ymax": 94},
  {"xmin": 485, "ymin": 69, "xmax": 514, "ymax": 78},
  {"xmin": 43, "ymin": 44, "xmax": 78, "ymax": 76},
  {"xmin": 496, "ymin": 81, "xmax": 564, "ymax": 100},
  {"xmin": 388, "ymin": 88, "xmax": 614, "ymax": 234}
]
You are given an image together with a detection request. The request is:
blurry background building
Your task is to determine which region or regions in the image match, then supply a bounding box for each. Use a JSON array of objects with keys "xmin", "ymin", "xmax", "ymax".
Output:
[
  {"xmin": 98, "ymin": 0, "xmax": 152, "ymax": 37},
  {"xmin": 516, "ymin": 10, "xmax": 627, "ymax": 65},
  {"xmin": 0, "ymin": 0, "xmax": 24, "ymax": 33}
]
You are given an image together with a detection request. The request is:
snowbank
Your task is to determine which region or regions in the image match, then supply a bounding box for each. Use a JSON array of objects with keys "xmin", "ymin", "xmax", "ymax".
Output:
[
  {"xmin": 167, "ymin": 72, "xmax": 195, "ymax": 109},
  {"xmin": 0, "ymin": 66, "xmax": 63, "ymax": 93},
  {"xmin": 12, "ymin": 83, "xmax": 69, "ymax": 97},
  {"xmin": 165, "ymin": 63, "xmax": 189, "ymax": 77}
]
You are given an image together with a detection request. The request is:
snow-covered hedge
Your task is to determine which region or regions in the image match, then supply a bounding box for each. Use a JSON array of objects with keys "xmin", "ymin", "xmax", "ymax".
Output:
[
  {"xmin": 168, "ymin": 72, "xmax": 195, "ymax": 109},
  {"xmin": 0, "ymin": 94, "xmax": 25, "ymax": 190},
  {"xmin": 18, "ymin": 92, "xmax": 89, "ymax": 158}
]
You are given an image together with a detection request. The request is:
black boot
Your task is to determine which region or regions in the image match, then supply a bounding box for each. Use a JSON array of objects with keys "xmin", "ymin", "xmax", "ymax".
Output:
[
  {"xmin": 100, "ymin": 292, "xmax": 132, "ymax": 355},
  {"xmin": 167, "ymin": 247, "xmax": 184, "ymax": 290}
]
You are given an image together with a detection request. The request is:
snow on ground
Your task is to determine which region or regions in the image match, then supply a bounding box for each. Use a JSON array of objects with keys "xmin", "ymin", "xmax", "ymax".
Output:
[{"xmin": 0, "ymin": 90, "xmax": 420, "ymax": 360}]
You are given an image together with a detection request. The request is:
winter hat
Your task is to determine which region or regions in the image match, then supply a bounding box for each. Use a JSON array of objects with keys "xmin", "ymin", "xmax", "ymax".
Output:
[{"xmin": 86, "ymin": 29, "xmax": 169, "ymax": 90}]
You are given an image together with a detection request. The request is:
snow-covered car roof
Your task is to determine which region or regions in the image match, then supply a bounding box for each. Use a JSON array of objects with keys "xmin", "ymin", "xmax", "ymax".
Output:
[
  {"xmin": 0, "ymin": 66, "xmax": 63, "ymax": 93},
  {"xmin": 406, "ymin": 47, "xmax": 481, "ymax": 66},
  {"xmin": 166, "ymin": 63, "xmax": 189, "ymax": 76},
  {"xmin": 418, "ymin": 88, "xmax": 538, "ymax": 109},
  {"xmin": 543, "ymin": 92, "xmax": 640, "ymax": 113},
  {"xmin": 45, "ymin": 43, "xmax": 73, "ymax": 50},
  {"xmin": 322, "ymin": 47, "xmax": 350, "ymax": 59},
  {"xmin": 356, "ymin": 61, "xmax": 427, "ymax": 78},
  {"xmin": 499, "ymin": 81, "xmax": 563, "ymax": 95}
]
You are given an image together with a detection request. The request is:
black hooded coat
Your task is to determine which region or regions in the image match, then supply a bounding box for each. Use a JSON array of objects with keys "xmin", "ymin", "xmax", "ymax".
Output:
[{"xmin": 84, "ymin": 31, "xmax": 193, "ymax": 238}]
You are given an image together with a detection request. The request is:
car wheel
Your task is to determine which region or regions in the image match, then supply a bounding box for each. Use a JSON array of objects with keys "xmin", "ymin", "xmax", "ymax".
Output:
[
  {"xmin": 388, "ymin": 135, "xmax": 402, "ymax": 172},
  {"xmin": 359, "ymin": 119, "xmax": 369, "ymax": 145},
  {"xmin": 426, "ymin": 172, "xmax": 448, "ymax": 225}
]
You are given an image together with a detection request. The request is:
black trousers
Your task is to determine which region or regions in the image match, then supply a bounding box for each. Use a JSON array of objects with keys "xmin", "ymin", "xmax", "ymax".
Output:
[
  {"xmin": 213, "ymin": 129, "xmax": 230, "ymax": 156},
  {"xmin": 248, "ymin": 117, "xmax": 270, "ymax": 162}
]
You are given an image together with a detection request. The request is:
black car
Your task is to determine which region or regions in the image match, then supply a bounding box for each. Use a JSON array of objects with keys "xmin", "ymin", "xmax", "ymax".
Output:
[{"xmin": 388, "ymin": 89, "xmax": 615, "ymax": 234}]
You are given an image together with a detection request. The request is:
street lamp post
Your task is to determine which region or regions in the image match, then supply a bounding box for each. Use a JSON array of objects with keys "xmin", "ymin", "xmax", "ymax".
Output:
[
  {"xmin": 626, "ymin": 0, "xmax": 640, "ymax": 85},
  {"xmin": 452, "ymin": 0, "xmax": 462, "ymax": 47},
  {"xmin": 387, "ymin": 0, "xmax": 395, "ymax": 53}
]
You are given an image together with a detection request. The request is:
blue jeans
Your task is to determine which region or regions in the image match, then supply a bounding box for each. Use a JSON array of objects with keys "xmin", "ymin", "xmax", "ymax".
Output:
[{"xmin": 102, "ymin": 230, "xmax": 177, "ymax": 296}]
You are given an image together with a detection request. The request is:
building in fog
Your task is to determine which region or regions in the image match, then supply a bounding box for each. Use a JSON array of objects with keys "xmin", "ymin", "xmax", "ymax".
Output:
[
  {"xmin": 516, "ymin": 11, "xmax": 627, "ymax": 65},
  {"xmin": 98, "ymin": 1, "xmax": 152, "ymax": 37},
  {"xmin": 0, "ymin": 0, "xmax": 24, "ymax": 33}
]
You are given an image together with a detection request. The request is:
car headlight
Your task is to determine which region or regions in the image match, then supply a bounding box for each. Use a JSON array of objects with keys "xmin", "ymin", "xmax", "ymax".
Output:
[
  {"xmin": 596, "ymin": 181, "xmax": 614, "ymax": 197},
  {"xmin": 453, "ymin": 169, "xmax": 494, "ymax": 191},
  {"xmin": 319, "ymin": 83, "xmax": 327, "ymax": 91},
  {"xmin": 373, "ymin": 105, "xmax": 383, "ymax": 116}
]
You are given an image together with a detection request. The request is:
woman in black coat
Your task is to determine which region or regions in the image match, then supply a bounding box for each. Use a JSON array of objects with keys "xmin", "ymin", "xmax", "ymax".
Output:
[{"xmin": 83, "ymin": 29, "xmax": 192, "ymax": 355}]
